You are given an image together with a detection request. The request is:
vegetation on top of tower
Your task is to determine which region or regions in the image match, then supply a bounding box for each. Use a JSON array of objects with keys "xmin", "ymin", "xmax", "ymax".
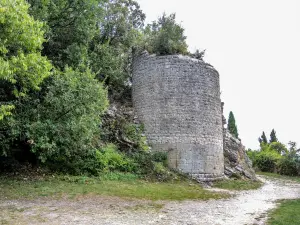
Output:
[{"xmin": 142, "ymin": 13, "xmax": 189, "ymax": 55}]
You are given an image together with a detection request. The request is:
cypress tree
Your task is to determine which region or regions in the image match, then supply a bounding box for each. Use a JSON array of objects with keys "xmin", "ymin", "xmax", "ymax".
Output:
[
  {"xmin": 258, "ymin": 131, "xmax": 268, "ymax": 144},
  {"xmin": 228, "ymin": 111, "xmax": 239, "ymax": 138},
  {"xmin": 269, "ymin": 129, "xmax": 278, "ymax": 143}
]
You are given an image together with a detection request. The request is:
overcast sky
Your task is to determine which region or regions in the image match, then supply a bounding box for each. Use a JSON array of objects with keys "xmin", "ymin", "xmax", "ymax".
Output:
[{"xmin": 137, "ymin": 0, "xmax": 300, "ymax": 149}]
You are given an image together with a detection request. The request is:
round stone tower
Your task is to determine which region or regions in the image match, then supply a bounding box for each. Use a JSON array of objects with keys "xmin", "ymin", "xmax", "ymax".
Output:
[{"xmin": 132, "ymin": 51, "xmax": 224, "ymax": 181}]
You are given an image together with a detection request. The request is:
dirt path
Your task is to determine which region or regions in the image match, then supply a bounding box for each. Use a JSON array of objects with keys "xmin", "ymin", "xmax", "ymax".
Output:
[{"xmin": 1, "ymin": 175, "xmax": 300, "ymax": 225}]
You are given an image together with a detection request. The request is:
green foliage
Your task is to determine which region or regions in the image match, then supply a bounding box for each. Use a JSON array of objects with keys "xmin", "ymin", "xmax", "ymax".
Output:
[
  {"xmin": 0, "ymin": 0, "xmax": 52, "ymax": 120},
  {"xmin": 258, "ymin": 131, "xmax": 268, "ymax": 145},
  {"xmin": 101, "ymin": 112, "xmax": 150, "ymax": 153},
  {"xmin": 0, "ymin": 105, "xmax": 14, "ymax": 120},
  {"xmin": 27, "ymin": 68, "xmax": 108, "ymax": 162},
  {"xmin": 270, "ymin": 129, "xmax": 278, "ymax": 143},
  {"xmin": 254, "ymin": 149, "xmax": 282, "ymax": 172},
  {"xmin": 228, "ymin": 111, "xmax": 239, "ymax": 138},
  {"xmin": 89, "ymin": 41, "xmax": 129, "ymax": 94},
  {"xmin": 151, "ymin": 151, "xmax": 168, "ymax": 163},
  {"xmin": 269, "ymin": 142, "xmax": 288, "ymax": 155},
  {"xmin": 27, "ymin": 0, "xmax": 102, "ymax": 69},
  {"xmin": 91, "ymin": 0, "xmax": 145, "ymax": 95},
  {"xmin": 276, "ymin": 143, "xmax": 300, "ymax": 176},
  {"xmin": 123, "ymin": 123, "xmax": 149, "ymax": 151},
  {"xmin": 277, "ymin": 156, "xmax": 300, "ymax": 176},
  {"xmin": 96, "ymin": 144, "xmax": 136, "ymax": 172},
  {"xmin": 129, "ymin": 151, "xmax": 177, "ymax": 181},
  {"xmin": 0, "ymin": 0, "xmax": 201, "ymax": 180},
  {"xmin": 143, "ymin": 13, "xmax": 188, "ymax": 55},
  {"xmin": 248, "ymin": 141, "xmax": 300, "ymax": 176},
  {"xmin": 246, "ymin": 149, "xmax": 258, "ymax": 164},
  {"xmin": 99, "ymin": 0, "xmax": 145, "ymax": 47},
  {"xmin": 27, "ymin": 0, "xmax": 146, "ymax": 96},
  {"xmin": 0, "ymin": 67, "xmax": 108, "ymax": 167},
  {"xmin": 248, "ymin": 143, "xmax": 283, "ymax": 172}
]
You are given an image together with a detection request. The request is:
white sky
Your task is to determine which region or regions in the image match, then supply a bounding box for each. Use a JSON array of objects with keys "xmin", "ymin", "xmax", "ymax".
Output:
[{"xmin": 137, "ymin": 0, "xmax": 300, "ymax": 149}]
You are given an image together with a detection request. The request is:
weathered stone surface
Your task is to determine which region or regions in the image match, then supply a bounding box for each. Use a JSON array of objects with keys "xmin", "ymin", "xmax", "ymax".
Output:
[
  {"xmin": 223, "ymin": 129, "xmax": 257, "ymax": 180},
  {"xmin": 132, "ymin": 51, "xmax": 224, "ymax": 181}
]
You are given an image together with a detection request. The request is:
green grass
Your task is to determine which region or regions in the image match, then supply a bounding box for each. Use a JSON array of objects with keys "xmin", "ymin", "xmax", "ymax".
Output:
[
  {"xmin": 267, "ymin": 199, "xmax": 300, "ymax": 225},
  {"xmin": 0, "ymin": 174, "xmax": 229, "ymax": 201},
  {"xmin": 257, "ymin": 172, "xmax": 300, "ymax": 183},
  {"xmin": 213, "ymin": 179, "xmax": 263, "ymax": 190}
]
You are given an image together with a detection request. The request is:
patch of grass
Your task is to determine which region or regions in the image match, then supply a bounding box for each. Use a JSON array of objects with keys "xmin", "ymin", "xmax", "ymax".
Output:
[
  {"xmin": 213, "ymin": 179, "xmax": 263, "ymax": 190},
  {"xmin": 0, "ymin": 174, "xmax": 229, "ymax": 201},
  {"xmin": 267, "ymin": 199, "xmax": 300, "ymax": 225},
  {"xmin": 257, "ymin": 172, "xmax": 300, "ymax": 183}
]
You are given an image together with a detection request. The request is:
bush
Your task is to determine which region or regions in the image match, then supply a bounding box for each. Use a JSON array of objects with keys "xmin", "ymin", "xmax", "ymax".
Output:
[
  {"xmin": 0, "ymin": 67, "xmax": 109, "ymax": 174},
  {"xmin": 27, "ymin": 68, "xmax": 108, "ymax": 163},
  {"xmin": 96, "ymin": 144, "xmax": 136, "ymax": 172},
  {"xmin": 254, "ymin": 150, "xmax": 282, "ymax": 172},
  {"xmin": 277, "ymin": 155, "xmax": 300, "ymax": 176},
  {"xmin": 143, "ymin": 13, "xmax": 188, "ymax": 55},
  {"xmin": 268, "ymin": 142, "xmax": 288, "ymax": 155},
  {"xmin": 247, "ymin": 142, "xmax": 300, "ymax": 176},
  {"xmin": 246, "ymin": 149, "xmax": 259, "ymax": 164},
  {"xmin": 130, "ymin": 151, "xmax": 177, "ymax": 181}
]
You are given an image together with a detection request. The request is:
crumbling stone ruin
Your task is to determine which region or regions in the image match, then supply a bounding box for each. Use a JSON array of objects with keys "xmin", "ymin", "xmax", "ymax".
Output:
[
  {"xmin": 132, "ymin": 51, "xmax": 256, "ymax": 181},
  {"xmin": 132, "ymin": 51, "xmax": 224, "ymax": 181}
]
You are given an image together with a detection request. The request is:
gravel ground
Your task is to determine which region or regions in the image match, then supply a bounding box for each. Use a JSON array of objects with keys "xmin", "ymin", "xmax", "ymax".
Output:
[{"xmin": 1, "ymin": 175, "xmax": 300, "ymax": 225}]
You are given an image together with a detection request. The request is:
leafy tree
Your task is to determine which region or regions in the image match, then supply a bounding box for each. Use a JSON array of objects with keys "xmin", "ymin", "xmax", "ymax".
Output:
[
  {"xmin": 269, "ymin": 142, "xmax": 288, "ymax": 155},
  {"xmin": 143, "ymin": 13, "xmax": 188, "ymax": 55},
  {"xmin": 99, "ymin": 0, "xmax": 145, "ymax": 47},
  {"xmin": 269, "ymin": 129, "xmax": 278, "ymax": 143},
  {"xmin": 91, "ymin": 0, "xmax": 145, "ymax": 95},
  {"xmin": 228, "ymin": 111, "xmax": 239, "ymax": 138},
  {"xmin": 28, "ymin": 0, "xmax": 145, "ymax": 96},
  {"xmin": 0, "ymin": 0, "xmax": 52, "ymax": 120},
  {"xmin": 258, "ymin": 131, "xmax": 268, "ymax": 145},
  {"xmin": 27, "ymin": 0, "xmax": 102, "ymax": 69}
]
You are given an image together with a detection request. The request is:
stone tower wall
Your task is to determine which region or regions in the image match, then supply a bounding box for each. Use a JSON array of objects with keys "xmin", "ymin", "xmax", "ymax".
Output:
[{"xmin": 132, "ymin": 52, "xmax": 224, "ymax": 181}]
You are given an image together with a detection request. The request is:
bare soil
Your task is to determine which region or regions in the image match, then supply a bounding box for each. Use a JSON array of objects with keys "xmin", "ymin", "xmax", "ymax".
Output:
[{"xmin": 1, "ymin": 175, "xmax": 300, "ymax": 225}]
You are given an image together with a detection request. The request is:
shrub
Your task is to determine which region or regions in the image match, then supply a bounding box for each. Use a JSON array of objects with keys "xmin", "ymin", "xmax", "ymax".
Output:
[
  {"xmin": 0, "ymin": 67, "xmax": 109, "ymax": 174},
  {"xmin": 130, "ymin": 151, "xmax": 176, "ymax": 181},
  {"xmin": 27, "ymin": 68, "xmax": 109, "ymax": 163},
  {"xmin": 254, "ymin": 150, "xmax": 282, "ymax": 172},
  {"xmin": 151, "ymin": 152, "xmax": 168, "ymax": 165},
  {"xmin": 123, "ymin": 123, "xmax": 149, "ymax": 151},
  {"xmin": 277, "ymin": 153, "xmax": 300, "ymax": 176},
  {"xmin": 143, "ymin": 13, "xmax": 188, "ymax": 55},
  {"xmin": 246, "ymin": 149, "xmax": 259, "ymax": 164},
  {"xmin": 96, "ymin": 144, "xmax": 136, "ymax": 172}
]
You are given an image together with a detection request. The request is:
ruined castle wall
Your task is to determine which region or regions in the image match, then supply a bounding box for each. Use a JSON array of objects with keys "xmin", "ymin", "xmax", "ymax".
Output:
[{"xmin": 132, "ymin": 52, "xmax": 224, "ymax": 181}]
